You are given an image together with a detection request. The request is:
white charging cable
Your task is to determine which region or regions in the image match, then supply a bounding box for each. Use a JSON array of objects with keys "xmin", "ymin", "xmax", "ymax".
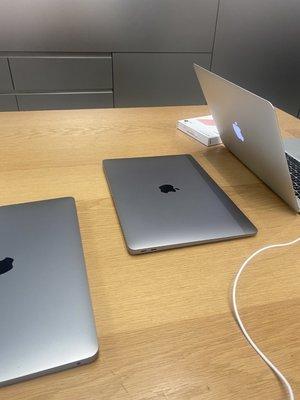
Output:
[{"xmin": 231, "ymin": 237, "xmax": 300, "ymax": 400}]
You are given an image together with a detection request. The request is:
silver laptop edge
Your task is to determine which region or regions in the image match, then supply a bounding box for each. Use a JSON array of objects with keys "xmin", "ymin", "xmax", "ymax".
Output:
[
  {"xmin": 194, "ymin": 64, "xmax": 300, "ymax": 213},
  {"xmin": 0, "ymin": 197, "xmax": 99, "ymax": 387}
]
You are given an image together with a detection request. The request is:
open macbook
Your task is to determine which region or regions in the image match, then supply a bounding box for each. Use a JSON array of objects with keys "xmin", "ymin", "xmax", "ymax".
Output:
[
  {"xmin": 0, "ymin": 197, "xmax": 98, "ymax": 386},
  {"xmin": 103, "ymin": 155, "xmax": 257, "ymax": 254},
  {"xmin": 194, "ymin": 64, "xmax": 300, "ymax": 212}
]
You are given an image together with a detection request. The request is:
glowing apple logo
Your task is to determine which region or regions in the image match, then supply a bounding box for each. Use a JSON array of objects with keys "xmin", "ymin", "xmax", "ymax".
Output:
[{"xmin": 232, "ymin": 122, "xmax": 245, "ymax": 142}]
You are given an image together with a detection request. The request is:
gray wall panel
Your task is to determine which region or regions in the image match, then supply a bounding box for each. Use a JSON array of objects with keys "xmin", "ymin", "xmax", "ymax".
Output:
[
  {"xmin": 17, "ymin": 92, "xmax": 113, "ymax": 111},
  {"xmin": 0, "ymin": 0, "xmax": 218, "ymax": 52},
  {"xmin": 10, "ymin": 56, "xmax": 112, "ymax": 91},
  {"xmin": 0, "ymin": 94, "xmax": 18, "ymax": 111},
  {"xmin": 212, "ymin": 0, "xmax": 300, "ymax": 116},
  {"xmin": 0, "ymin": 59, "xmax": 14, "ymax": 91},
  {"xmin": 114, "ymin": 53, "xmax": 211, "ymax": 107}
]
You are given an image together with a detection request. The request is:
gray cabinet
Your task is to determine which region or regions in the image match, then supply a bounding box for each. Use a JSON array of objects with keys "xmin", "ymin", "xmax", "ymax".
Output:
[
  {"xmin": 17, "ymin": 92, "xmax": 113, "ymax": 111},
  {"xmin": 114, "ymin": 53, "xmax": 211, "ymax": 107},
  {"xmin": 6, "ymin": 54, "xmax": 113, "ymax": 111},
  {"xmin": 0, "ymin": 0, "xmax": 218, "ymax": 111},
  {"xmin": 0, "ymin": 94, "xmax": 18, "ymax": 111},
  {"xmin": 0, "ymin": 59, "xmax": 13, "ymax": 92},
  {"xmin": 10, "ymin": 55, "xmax": 112, "ymax": 91},
  {"xmin": 1, "ymin": 0, "xmax": 297, "ymax": 113},
  {"xmin": 0, "ymin": 0, "xmax": 218, "ymax": 52},
  {"xmin": 212, "ymin": 0, "xmax": 300, "ymax": 116}
]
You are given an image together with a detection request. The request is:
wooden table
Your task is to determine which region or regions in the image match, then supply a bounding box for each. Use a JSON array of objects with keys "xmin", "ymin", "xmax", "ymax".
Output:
[{"xmin": 0, "ymin": 105, "xmax": 299, "ymax": 400}]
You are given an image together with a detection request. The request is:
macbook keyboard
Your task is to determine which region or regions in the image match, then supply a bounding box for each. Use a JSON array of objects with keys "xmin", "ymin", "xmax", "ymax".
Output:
[{"xmin": 286, "ymin": 153, "xmax": 300, "ymax": 198}]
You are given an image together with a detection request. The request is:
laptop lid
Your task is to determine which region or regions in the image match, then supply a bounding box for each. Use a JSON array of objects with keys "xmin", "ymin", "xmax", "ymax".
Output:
[
  {"xmin": 193, "ymin": 64, "xmax": 299, "ymax": 212},
  {"xmin": 103, "ymin": 155, "xmax": 257, "ymax": 254},
  {"xmin": 0, "ymin": 197, "xmax": 98, "ymax": 387}
]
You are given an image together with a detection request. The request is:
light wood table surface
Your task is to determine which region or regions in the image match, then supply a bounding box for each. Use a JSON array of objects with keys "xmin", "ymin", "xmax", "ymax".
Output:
[{"xmin": 0, "ymin": 105, "xmax": 299, "ymax": 400}]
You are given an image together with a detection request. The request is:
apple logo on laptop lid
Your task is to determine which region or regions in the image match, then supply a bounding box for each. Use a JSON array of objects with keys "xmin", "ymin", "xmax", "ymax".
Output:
[
  {"xmin": 0, "ymin": 257, "xmax": 14, "ymax": 275},
  {"xmin": 159, "ymin": 184, "xmax": 180, "ymax": 193},
  {"xmin": 232, "ymin": 122, "xmax": 245, "ymax": 142}
]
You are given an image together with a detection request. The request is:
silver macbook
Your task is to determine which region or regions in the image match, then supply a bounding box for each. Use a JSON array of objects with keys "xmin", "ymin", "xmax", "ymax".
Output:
[
  {"xmin": 194, "ymin": 64, "xmax": 300, "ymax": 212},
  {"xmin": 103, "ymin": 155, "xmax": 257, "ymax": 254},
  {"xmin": 0, "ymin": 197, "xmax": 98, "ymax": 387}
]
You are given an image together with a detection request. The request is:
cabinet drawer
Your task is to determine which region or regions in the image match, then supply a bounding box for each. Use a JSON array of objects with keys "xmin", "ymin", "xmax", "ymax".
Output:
[
  {"xmin": 0, "ymin": 59, "xmax": 14, "ymax": 92},
  {"xmin": 114, "ymin": 53, "xmax": 211, "ymax": 107},
  {"xmin": 10, "ymin": 55, "xmax": 112, "ymax": 91},
  {"xmin": 17, "ymin": 91, "xmax": 113, "ymax": 111},
  {"xmin": 0, "ymin": 94, "xmax": 18, "ymax": 111}
]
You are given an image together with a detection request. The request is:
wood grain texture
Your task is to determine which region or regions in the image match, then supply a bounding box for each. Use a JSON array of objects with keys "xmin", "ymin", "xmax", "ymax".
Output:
[{"xmin": 0, "ymin": 105, "xmax": 299, "ymax": 400}]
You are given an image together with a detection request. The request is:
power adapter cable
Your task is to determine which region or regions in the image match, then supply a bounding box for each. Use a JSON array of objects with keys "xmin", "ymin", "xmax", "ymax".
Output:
[{"xmin": 231, "ymin": 237, "xmax": 300, "ymax": 400}]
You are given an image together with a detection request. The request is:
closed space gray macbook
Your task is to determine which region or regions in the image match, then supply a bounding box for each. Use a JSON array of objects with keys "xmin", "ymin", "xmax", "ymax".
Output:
[
  {"xmin": 0, "ymin": 197, "xmax": 98, "ymax": 387},
  {"xmin": 103, "ymin": 155, "xmax": 257, "ymax": 254}
]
